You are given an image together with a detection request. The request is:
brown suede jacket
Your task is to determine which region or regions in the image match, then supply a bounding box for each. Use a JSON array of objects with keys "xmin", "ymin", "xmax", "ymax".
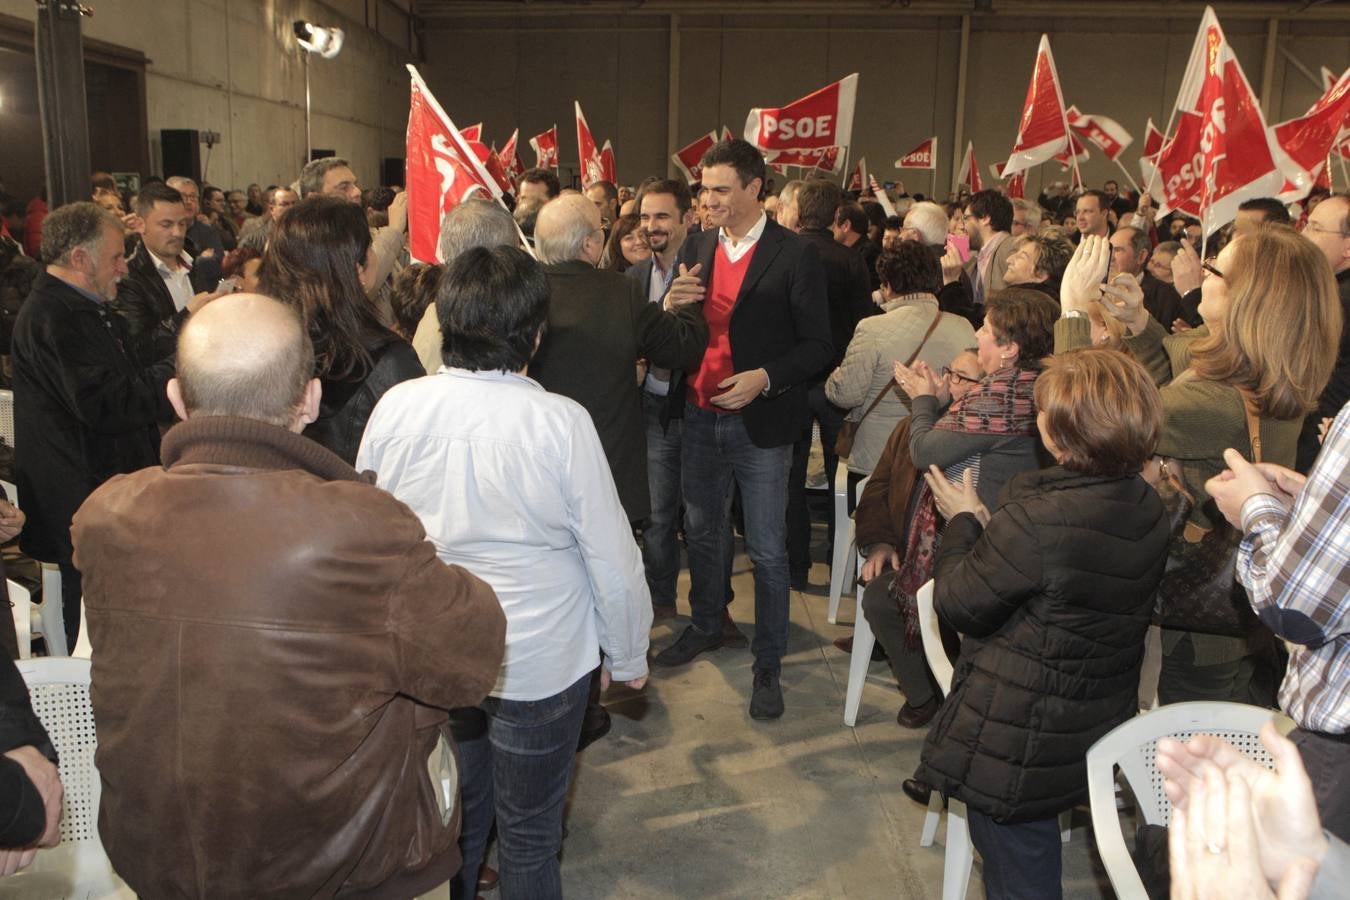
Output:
[{"xmin": 70, "ymin": 416, "xmax": 506, "ymax": 899}]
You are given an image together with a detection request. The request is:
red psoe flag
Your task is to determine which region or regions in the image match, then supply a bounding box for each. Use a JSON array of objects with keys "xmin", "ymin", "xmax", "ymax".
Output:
[
  {"xmin": 1143, "ymin": 7, "xmax": 1306, "ymax": 233},
  {"xmin": 989, "ymin": 161, "xmax": 1026, "ymax": 199},
  {"xmin": 497, "ymin": 128, "xmax": 525, "ymax": 184},
  {"xmin": 672, "ymin": 130, "xmax": 719, "ymax": 184},
  {"xmin": 575, "ymin": 102, "xmax": 606, "ymax": 189},
  {"xmin": 529, "ymin": 125, "xmax": 559, "ymax": 170},
  {"xmin": 599, "ymin": 141, "xmax": 617, "ymax": 184},
  {"xmin": 461, "ymin": 123, "xmax": 482, "ymax": 142},
  {"xmin": 763, "ymin": 145, "xmax": 845, "ymax": 175},
  {"xmin": 744, "ymin": 73, "xmax": 859, "ymax": 152},
  {"xmin": 1000, "ymin": 35, "xmax": 1070, "ymax": 177},
  {"xmin": 1274, "ymin": 69, "xmax": 1350, "ymax": 195},
  {"xmin": 957, "ymin": 141, "xmax": 982, "ymax": 192},
  {"xmin": 1142, "ymin": 118, "xmax": 1166, "ymax": 159},
  {"xmin": 1066, "ymin": 106, "xmax": 1134, "ymax": 161},
  {"xmin": 720, "ymin": 126, "xmax": 733, "ymax": 142},
  {"xmin": 895, "ymin": 137, "xmax": 937, "ymax": 169},
  {"xmin": 847, "ymin": 158, "xmax": 867, "ymax": 192},
  {"xmin": 404, "ymin": 66, "xmax": 503, "ymax": 264}
]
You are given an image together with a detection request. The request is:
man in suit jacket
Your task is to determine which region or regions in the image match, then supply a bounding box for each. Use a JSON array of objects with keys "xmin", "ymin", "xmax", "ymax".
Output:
[
  {"xmin": 110, "ymin": 182, "xmax": 218, "ymax": 367},
  {"xmin": 650, "ymin": 139, "xmax": 832, "ymax": 720},
  {"xmin": 12, "ymin": 203, "xmax": 179, "ymax": 648},
  {"xmin": 530, "ymin": 193, "xmax": 708, "ymax": 525},
  {"xmin": 961, "ymin": 189, "xmax": 1017, "ymax": 309}
]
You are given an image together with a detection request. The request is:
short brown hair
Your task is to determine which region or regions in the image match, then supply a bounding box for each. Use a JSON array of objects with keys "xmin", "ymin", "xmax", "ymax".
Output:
[
  {"xmin": 1034, "ymin": 348, "xmax": 1162, "ymax": 476},
  {"xmin": 1189, "ymin": 224, "xmax": 1342, "ymax": 419},
  {"xmin": 985, "ymin": 288, "xmax": 1059, "ymax": 366}
]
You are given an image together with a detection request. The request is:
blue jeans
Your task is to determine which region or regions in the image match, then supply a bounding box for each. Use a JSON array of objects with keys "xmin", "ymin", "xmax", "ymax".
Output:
[
  {"xmin": 451, "ymin": 672, "xmax": 591, "ymax": 900},
  {"xmin": 787, "ymin": 383, "xmax": 846, "ymax": 571},
  {"xmin": 642, "ymin": 392, "xmax": 683, "ymax": 607},
  {"xmin": 682, "ymin": 403, "xmax": 791, "ymax": 671},
  {"xmin": 967, "ymin": 809, "xmax": 1064, "ymax": 900}
]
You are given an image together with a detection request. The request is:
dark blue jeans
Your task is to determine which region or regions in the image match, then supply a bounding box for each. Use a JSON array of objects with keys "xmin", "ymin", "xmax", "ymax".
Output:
[
  {"xmin": 967, "ymin": 808, "xmax": 1064, "ymax": 900},
  {"xmin": 642, "ymin": 391, "xmax": 683, "ymax": 608},
  {"xmin": 682, "ymin": 403, "xmax": 791, "ymax": 671},
  {"xmin": 787, "ymin": 383, "xmax": 847, "ymax": 572},
  {"xmin": 451, "ymin": 671, "xmax": 591, "ymax": 900}
]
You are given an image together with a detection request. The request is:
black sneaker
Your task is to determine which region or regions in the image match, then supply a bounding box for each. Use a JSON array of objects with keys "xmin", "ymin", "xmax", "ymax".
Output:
[
  {"xmin": 653, "ymin": 625, "xmax": 724, "ymax": 667},
  {"xmin": 576, "ymin": 704, "xmax": 611, "ymax": 752},
  {"xmin": 749, "ymin": 669, "xmax": 784, "ymax": 720}
]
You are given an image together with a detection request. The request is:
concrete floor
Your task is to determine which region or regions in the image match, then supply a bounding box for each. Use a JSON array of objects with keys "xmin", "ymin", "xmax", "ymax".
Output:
[{"xmin": 558, "ymin": 547, "xmax": 1122, "ymax": 900}]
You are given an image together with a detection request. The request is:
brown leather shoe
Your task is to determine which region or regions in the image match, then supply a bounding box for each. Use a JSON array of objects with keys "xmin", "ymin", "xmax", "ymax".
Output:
[
  {"xmin": 896, "ymin": 697, "xmax": 939, "ymax": 729},
  {"xmin": 477, "ymin": 864, "xmax": 499, "ymax": 892}
]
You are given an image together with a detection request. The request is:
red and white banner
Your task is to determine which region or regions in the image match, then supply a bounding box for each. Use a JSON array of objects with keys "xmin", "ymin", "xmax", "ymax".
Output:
[
  {"xmin": 1324, "ymin": 66, "xmax": 1339, "ymax": 93},
  {"xmin": 1142, "ymin": 7, "xmax": 1307, "ymax": 234},
  {"xmin": 575, "ymin": 102, "xmax": 607, "ymax": 189},
  {"xmin": 465, "ymin": 136, "xmax": 513, "ymax": 194},
  {"xmin": 599, "ymin": 140, "xmax": 617, "ymax": 184},
  {"xmin": 1142, "ymin": 118, "xmax": 1166, "ymax": 159},
  {"xmin": 1274, "ymin": 69, "xmax": 1350, "ymax": 192},
  {"xmin": 744, "ymin": 73, "xmax": 859, "ymax": 152},
  {"xmin": 764, "ymin": 145, "xmax": 845, "ymax": 175},
  {"xmin": 497, "ymin": 128, "xmax": 525, "ymax": 185},
  {"xmin": 989, "ymin": 161, "xmax": 1026, "ymax": 199},
  {"xmin": 461, "ymin": 122, "xmax": 482, "ymax": 143},
  {"xmin": 1001, "ymin": 35, "xmax": 1071, "ymax": 177},
  {"xmin": 1066, "ymin": 106, "xmax": 1133, "ymax": 161},
  {"xmin": 672, "ymin": 130, "xmax": 719, "ymax": 184},
  {"xmin": 1054, "ymin": 133, "xmax": 1091, "ymax": 180},
  {"xmin": 404, "ymin": 66, "xmax": 504, "ymax": 264},
  {"xmin": 957, "ymin": 141, "xmax": 982, "ymax": 192},
  {"xmin": 895, "ymin": 137, "xmax": 937, "ymax": 169},
  {"xmin": 529, "ymin": 125, "xmax": 559, "ymax": 170},
  {"xmin": 847, "ymin": 158, "xmax": 867, "ymax": 192},
  {"xmin": 720, "ymin": 126, "xmax": 733, "ymax": 142}
]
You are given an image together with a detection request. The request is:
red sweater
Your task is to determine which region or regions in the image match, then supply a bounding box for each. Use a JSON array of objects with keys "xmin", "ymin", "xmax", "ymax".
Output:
[{"xmin": 687, "ymin": 242, "xmax": 755, "ymax": 410}]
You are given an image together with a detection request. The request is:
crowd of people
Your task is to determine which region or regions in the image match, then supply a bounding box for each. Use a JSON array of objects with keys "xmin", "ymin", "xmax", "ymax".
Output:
[{"xmin": 0, "ymin": 135, "xmax": 1346, "ymax": 900}]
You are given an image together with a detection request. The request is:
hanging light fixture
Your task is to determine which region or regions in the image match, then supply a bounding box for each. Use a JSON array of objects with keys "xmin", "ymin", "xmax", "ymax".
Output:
[{"xmin": 294, "ymin": 21, "xmax": 345, "ymax": 163}]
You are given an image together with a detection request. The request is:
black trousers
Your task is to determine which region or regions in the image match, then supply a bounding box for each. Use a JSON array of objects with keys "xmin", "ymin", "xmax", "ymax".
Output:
[
  {"xmin": 57, "ymin": 561, "xmax": 81, "ymax": 650},
  {"xmin": 967, "ymin": 809, "xmax": 1063, "ymax": 900},
  {"xmin": 1289, "ymin": 727, "xmax": 1350, "ymax": 843}
]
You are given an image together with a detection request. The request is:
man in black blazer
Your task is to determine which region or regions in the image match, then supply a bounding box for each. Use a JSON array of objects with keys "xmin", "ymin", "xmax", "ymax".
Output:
[
  {"xmin": 12, "ymin": 203, "xmax": 179, "ymax": 648},
  {"xmin": 529, "ymin": 193, "xmax": 708, "ymax": 525},
  {"xmin": 111, "ymin": 182, "xmax": 219, "ymax": 367},
  {"xmin": 651, "ymin": 139, "xmax": 832, "ymax": 720}
]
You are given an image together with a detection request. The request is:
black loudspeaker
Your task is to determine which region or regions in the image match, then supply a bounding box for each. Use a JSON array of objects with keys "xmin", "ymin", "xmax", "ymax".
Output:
[
  {"xmin": 160, "ymin": 129, "xmax": 200, "ymax": 182},
  {"xmin": 382, "ymin": 157, "xmax": 406, "ymax": 188},
  {"xmin": 311, "ymin": 149, "xmax": 336, "ymax": 161}
]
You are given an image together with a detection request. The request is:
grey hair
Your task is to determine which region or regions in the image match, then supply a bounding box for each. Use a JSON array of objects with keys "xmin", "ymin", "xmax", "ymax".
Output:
[
  {"xmin": 165, "ymin": 175, "xmax": 197, "ymax": 192},
  {"xmin": 904, "ymin": 201, "xmax": 949, "ymax": 247},
  {"xmin": 299, "ymin": 157, "xmax": 351, "ymax": 198},
  {"xmin": 1012, "ymin": 198, "xmax": 1042, "ymax": 229},
  {"xmin": 40, "ymin": 202, "xmax": 122, "ymax": 266},
  {"xmin": 534, "ymin": 196, "xmax": 596, "ymax": 264},
  {"xmin": 778, "ymin": 179, "xmax": 805, "ymax": 205},
  {"xmin": 439, "ymin": 198, "xmax": 518, "ymax": 262}
]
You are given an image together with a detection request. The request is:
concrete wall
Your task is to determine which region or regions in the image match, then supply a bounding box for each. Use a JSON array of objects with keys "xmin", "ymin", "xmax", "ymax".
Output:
[
  {"xmin": 417, "ymin": 10, "xmax": 1349, "ymax": 198},
  {"xmin": 0, "ymin": 0, "xmax": 412, "ymax": 197}
]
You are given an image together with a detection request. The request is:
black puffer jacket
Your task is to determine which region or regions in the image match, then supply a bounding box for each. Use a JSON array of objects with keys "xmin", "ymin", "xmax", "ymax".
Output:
[
  {"xmin": 915, "ymin": 466, "xmax": 1169, "ymax": 824},
  {"xmin": 305, "ymin": 330, "xmax": 424, "ymax": 466}
]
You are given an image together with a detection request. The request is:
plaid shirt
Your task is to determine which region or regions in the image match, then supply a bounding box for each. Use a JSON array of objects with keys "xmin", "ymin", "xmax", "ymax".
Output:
[{"xmin": 1237, "ymin": 402, "xmax": 1350, "ymax": 733}]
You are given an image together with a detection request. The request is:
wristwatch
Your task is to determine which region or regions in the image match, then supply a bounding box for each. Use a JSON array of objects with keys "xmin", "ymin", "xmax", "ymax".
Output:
[{"xmin": 1063, "ymin": 309, "xmax": 1087, "ymax": 320}]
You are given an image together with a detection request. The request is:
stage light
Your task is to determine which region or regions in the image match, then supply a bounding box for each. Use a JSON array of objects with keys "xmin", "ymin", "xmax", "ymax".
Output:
[{"xmin": 293, "ymin": 21, "xmax": 344, "ymax": 60}]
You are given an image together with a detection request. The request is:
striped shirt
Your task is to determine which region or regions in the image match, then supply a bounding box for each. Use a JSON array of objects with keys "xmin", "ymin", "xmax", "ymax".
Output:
[{"xmin": 1237, "ymin": 401, "xmax": 1350, "ymax": 733}]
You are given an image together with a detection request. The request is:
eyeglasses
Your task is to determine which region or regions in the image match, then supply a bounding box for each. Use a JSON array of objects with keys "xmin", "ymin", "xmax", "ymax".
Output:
[
  {"xmin": 942, "ymin": 367, "xmax": 981, "ymax": 385},
  {"xmin": 1303, "ymin": 220, "xmax": 1350, "ymax": 238},
  {"xmin": 1201, "ymin": 261, "xmax": 1225, "ymax": 279}
]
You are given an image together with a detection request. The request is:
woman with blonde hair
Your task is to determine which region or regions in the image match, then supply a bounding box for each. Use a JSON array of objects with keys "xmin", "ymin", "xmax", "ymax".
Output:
[{"xmin": 1059, "ymin": 226, "xmax": 1341, "ymax": 705}]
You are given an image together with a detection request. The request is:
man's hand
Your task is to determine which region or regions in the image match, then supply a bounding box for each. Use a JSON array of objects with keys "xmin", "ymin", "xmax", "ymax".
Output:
[
  {"xmin": 1060, "ymin": 234, "xmax": 1110, "ymax": 314},
  {"xmin": 860, "ymin": 544, "xmax": 900, "ymax": 584},
  {"xmin": 1160, "ymin": 721, "xmax": 1327, "ymax": 895},
  {"xmin": 664, "ymin": 263, "xmax": 705, "ymax": 309},
  {"xmin": 386, "ymin": 190, "xmax": 409, "ymax": 234},
  {"xmin": 923, "ymin": 466, "xmax": 990, "ymax": 525},
  {"xmin": 4, "ymin": 745, "xmax": 63, "ymax": 848},
  {"xmin": 120, "ymin": 212, "xmax": 144, "ymax": 233},
  {"xmin": 710, "ymin": 368, "xmax": 769, "ymax": 410},
  {"xmin": 635, "ymin": 358, "xmax": 649, "ymax": 386},
  {"xmin": 0, "ymin": 498, "xmax": 25, "ymax": 543},
  {"xmin": 1204, "ymin": 449, "xmax": 1305, "ymax": 529},
  {"xmin": 1173, "ymin": 318, "xmax": 1195, "ymax": 333},
  {"xmin": 940, "ymin": 241, "xmax": 963, "ymax": 286},
  {"xmin": 187, "ymin": 283, "xmax": 235, "ymax": 315},
  {"xmin": 599, "ymin": 668, "xmax": 648, "ymax": 691},
  {"xmin": 1100, "ymin": 272, "xmax": 1149, "ymax": 335},
  {"xmin": 1172, "ymin": 239, "xmax": 1203, "ymax": 296}
]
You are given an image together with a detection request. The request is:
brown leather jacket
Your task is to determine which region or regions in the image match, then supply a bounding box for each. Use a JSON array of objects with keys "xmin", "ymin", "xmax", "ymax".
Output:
[{"xmin": 71, "ymin": 416, "xmax": 506, "ymax": 899}]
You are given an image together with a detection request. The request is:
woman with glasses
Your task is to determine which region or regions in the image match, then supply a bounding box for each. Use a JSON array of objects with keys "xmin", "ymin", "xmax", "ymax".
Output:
[
  {"xmin": 826, "ymin": 241, "xmax": 975, "ymax": 480},
  {"xmin": 1059, "ymin": 227, "xmax": 1340, "ymax": 706}
]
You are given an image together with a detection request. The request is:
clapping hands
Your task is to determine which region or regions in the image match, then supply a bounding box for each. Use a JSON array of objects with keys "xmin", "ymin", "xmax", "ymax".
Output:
[{"xmin": 1060, "ymin": 235, "xmax": 1110, "ymax": 314}]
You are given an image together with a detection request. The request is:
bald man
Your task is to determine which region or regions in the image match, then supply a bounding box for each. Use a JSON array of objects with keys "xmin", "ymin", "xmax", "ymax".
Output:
[{"xmin": 71, "ymin": 293, "xmax": 506, "ymax": 899}]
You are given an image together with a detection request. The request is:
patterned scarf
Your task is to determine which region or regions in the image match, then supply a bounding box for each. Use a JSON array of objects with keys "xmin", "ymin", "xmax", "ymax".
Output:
[{"xmin": 891, "ymin": 366, "xmax": 1041, "ymax": 646}]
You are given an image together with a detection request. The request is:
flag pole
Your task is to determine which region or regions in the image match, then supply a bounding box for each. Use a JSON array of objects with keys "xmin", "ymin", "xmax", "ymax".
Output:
[
  {"xmin": 1111, "ymin": 154, "xmax": 1143, "ymax": 194},
  {"xmin": 929, "ymin": 136, "xmax": 938, "ymax": 199},
  {"xmin": 1338, "ymin": 152, "xmax": 1350, "ymax": 191}
]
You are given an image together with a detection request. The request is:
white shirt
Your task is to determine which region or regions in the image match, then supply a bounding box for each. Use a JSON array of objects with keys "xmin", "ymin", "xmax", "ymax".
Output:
[
  {"xmin": 153, "ymin": 251, "xmax": 195, "ymax": 312},
  {"xmin": 356, "ymin": 368, "xmax": 652, "ymax": 701},
  {"xmin": 718, "ymin": 211, "xmax": 767, "ymax": 264}
]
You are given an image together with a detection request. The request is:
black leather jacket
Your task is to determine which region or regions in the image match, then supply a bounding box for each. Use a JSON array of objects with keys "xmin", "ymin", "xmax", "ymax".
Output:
[{"xmin": 305, "ymin": 330, "xmax": 424, "ymax": 465}]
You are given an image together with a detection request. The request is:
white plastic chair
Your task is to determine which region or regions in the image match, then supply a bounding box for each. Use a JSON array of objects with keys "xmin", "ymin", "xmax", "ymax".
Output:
[
  {"xmin": 0, "ymin": 388, "xmax": 14, "ymax": 449},
  {"xmin": 914, "ymin": 579, "xmax": 1069, "ymax": 899},
  {"xmin": 72, "ymin": 601, "xmax": 91, "ymax": 659},
  {"xmin": 35, "ymin": 564, "xmax": 67, "ymax": 658},
  {"xmin": 7, "ymin": 579, "xmax": 31, "ymax": 660},
  {"xmin": 842, "ymin": 544, "xmax": 872, "ymax": 726},
  {"xmin": 1086, "ymin": 701, "xmax": 1282, "ymax": 900},
  {"xmin": 826, "ymin": 469, "xmax": 863, "ymax": 624},
  {"xmin": 0, "ymin": 657, "xmax": 134, "ymax": 898}
]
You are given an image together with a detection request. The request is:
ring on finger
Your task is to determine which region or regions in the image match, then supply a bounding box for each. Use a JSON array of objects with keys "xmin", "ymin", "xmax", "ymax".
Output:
[{"xmin": 1205, "ymin": 840, "xmax": 1224, "ymax": 856}]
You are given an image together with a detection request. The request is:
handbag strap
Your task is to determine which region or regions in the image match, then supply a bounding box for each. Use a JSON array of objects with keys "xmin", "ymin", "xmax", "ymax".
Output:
[
  {"xmin": 1244, "ymin": 404, "xmax": 1263, "ymax": 464},
  {"xmin": 855, "ymin": 308, "xmax": 946, "ymax": 427}
]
